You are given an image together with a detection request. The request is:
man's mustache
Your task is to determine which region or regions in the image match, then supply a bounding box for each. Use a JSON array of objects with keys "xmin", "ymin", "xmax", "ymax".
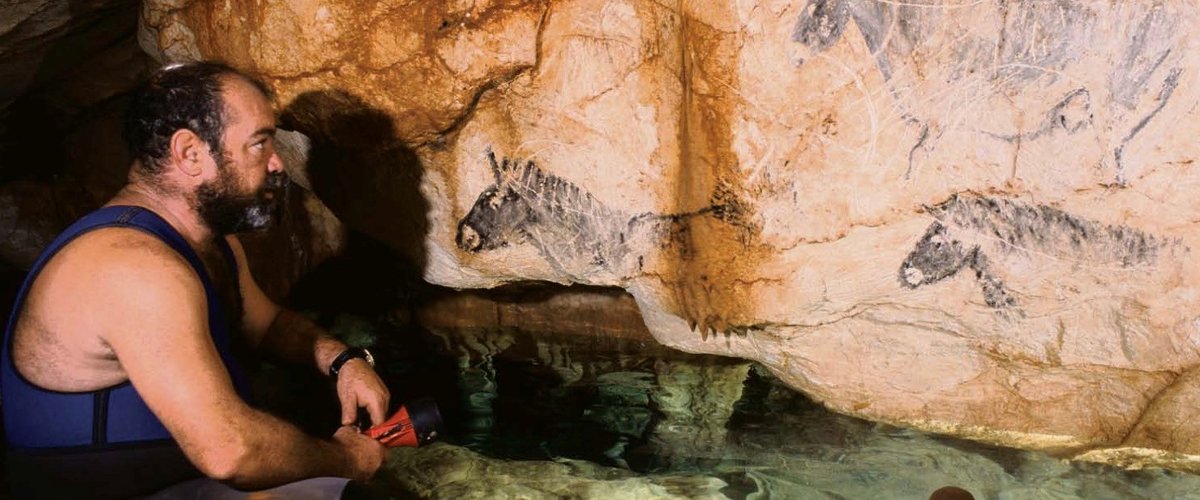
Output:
[{"xmin": 264, "ymin": 172, "xmax": 289, "ymax": 191}]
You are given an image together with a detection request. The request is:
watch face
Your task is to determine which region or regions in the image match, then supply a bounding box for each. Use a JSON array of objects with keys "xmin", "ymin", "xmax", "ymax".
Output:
[{"xmin": 362, "ymin": 348, "xmax": 375, "ymax": 367}]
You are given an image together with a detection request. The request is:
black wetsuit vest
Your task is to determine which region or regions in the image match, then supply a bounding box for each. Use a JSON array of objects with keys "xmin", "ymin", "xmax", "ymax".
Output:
[{"xmin": 1, "ymin": 205, "xmax": 251, "ymax": 498}]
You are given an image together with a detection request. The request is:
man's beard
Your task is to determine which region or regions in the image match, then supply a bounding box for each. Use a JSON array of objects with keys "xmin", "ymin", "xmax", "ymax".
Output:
[{"xmin": 195, "ymin": 165, "xmax": 287, "ymax": 235}]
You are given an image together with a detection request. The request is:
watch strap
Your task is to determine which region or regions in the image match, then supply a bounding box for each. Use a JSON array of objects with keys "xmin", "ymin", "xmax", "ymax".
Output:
[{"xmin": 329, "ymin": 347, "xmax": 373, "ymax": 377}]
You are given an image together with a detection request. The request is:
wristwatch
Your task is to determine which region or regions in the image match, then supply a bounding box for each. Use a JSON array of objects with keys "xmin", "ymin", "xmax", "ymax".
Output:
[{"xmin": 330, "ymin": 347, "xmax": 375, "ymax": 377}]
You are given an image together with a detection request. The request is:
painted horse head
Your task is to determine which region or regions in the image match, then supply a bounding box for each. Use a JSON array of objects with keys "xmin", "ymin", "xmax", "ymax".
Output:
[{"xmin": 456, "ymin": 148, "xmax": 536, "ymax": 253}]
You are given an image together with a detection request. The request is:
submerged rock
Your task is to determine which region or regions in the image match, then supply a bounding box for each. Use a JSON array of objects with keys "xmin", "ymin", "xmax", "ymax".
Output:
[
  {"xmin": 381, "ymin": 443, "xmax": 728, "ymax": 500},
  {"xmin": 139, "ymin": 0, "xmax": 1200, "ymax": 468}
]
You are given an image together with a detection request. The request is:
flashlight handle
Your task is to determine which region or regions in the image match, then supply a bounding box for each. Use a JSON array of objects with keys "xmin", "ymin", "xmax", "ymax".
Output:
[
  {"xmin": 365, "ymin": 406, "xmax": 419, "ymax": 448},
  {"xmin": 365, "ymin": 399, "xmax": 442, "ymax": 448}
]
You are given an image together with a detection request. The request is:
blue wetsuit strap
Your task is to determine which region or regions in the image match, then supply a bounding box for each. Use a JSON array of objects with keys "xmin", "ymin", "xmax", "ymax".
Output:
[{"xmin": 93, "ymin": 388, "xmax": 111, "ymax": 445}]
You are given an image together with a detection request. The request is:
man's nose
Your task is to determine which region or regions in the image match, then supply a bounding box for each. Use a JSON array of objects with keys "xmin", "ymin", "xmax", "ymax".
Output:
[{"xmin": 267, "ymin": 151, "xmax": 284, "ymax": 173}]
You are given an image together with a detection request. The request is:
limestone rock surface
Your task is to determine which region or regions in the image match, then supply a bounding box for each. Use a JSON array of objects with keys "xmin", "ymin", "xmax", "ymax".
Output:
[
  {"xmin": 1, "ymin": 0, "xmax": 149, "ymax": 179},
  {"xmin": 141, "ymin": 0, "xmax": 1200, "ymax": 467},
  {"xmin": 1, "ymin": 0, "xmax": 139, "ymax": 110},
  {"xmin": 382, "ymin": 443, "xmax": 728, "ymax": 499}
]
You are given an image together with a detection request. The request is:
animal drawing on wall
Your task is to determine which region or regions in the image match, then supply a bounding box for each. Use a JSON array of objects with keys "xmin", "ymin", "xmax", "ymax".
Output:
[
  {"xmin": 457, "ymin": 148, "xmax": 668, "ymax": 282},
  {"xmin": 456, "ymin": 148, "xmax": 748, "ymax": 332},
  {"xmin": 792, "ymin": 0, "xmax": 1184, "ymax": 184},
  {"xmin": 898, "ymin": 193, "xmax": 1182, "ymax": 313}
]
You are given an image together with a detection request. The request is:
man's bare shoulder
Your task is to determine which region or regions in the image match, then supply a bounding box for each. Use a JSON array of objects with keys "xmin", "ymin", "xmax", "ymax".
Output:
[
  {"xmin": 64, "ymin": 226, "xmax": 195, "ymax": 275},
  {"xmin": 15, "ymin": 228, "xmax": 207, "ymax": 391},
  {"xmin": 32, "ymin": 227, "xmax": 204, "ymax": 314},
  {"xmin": 74, "ymin": 226, "xmax": 186, "ymax": 257}
]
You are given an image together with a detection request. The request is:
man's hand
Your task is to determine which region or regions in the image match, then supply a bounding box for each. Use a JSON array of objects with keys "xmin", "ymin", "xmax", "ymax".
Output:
[
  {"xmin": 337, "ymin": 359, "xmax": 390, "ymax": 426},
  {"xmin": 333, "ymin": 425, "xmax": 387, "ymax": 481}
]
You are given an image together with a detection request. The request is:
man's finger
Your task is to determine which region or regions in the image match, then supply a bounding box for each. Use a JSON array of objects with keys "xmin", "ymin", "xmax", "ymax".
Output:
[
  {"xmin": 367, "ymin": 393, "xmax": 387, "ymax": 426},
  {"xmin": 340, "ymin": 393, "xmax": 357, "ymax": 426}
]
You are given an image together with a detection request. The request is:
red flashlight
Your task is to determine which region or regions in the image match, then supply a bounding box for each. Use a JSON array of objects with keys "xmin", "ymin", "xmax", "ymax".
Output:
[{"xmin": 364, "ymin": 398, "xmax": 442, "ymax": 448}]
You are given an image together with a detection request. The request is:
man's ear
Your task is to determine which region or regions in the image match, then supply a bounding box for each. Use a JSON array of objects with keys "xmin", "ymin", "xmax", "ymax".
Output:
[{"xmin": 168, "ymin": 128, "xmax": 207, "ymax": 177}]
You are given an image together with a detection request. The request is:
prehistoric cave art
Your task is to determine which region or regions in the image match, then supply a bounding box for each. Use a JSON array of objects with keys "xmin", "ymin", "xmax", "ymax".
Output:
[
  {"xmin": 898, "ymin": 193, "xmax": 1180, "ymax": 311},
  {"xmin": 456, "ymin": 148, "xmax": 645, "ymax": 280},
  {"xmin": 792, "ymin": 0, "xmax": 1183, "ymax": 184},
  {"xmin": 456, "ymin": 148, "xmax": 731, "ymax": 284},
  {"xmin": 898, "ymin": 219, "xmax": 1018, "ymax": 311}
]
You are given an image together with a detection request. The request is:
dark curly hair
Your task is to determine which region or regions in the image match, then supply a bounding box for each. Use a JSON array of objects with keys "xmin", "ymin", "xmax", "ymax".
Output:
[{"xmin": 123, "ymin": 61, "xmax": 271, "ymax": 175}]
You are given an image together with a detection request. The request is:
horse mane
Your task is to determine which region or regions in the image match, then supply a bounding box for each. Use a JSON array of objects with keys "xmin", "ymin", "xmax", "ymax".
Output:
[
  {"xmin": 481, "ymin": 147, "xmax": 638, "ymax": 276},
  {"xmin": 486, "ymin": 147, "xmax": 619, "ymax": 225}
]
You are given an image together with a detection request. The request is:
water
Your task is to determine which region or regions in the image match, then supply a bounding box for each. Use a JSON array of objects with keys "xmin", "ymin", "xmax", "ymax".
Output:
[{"xmin": 277, "ymin": 305, "xmax": 1200, "ymax": 499}]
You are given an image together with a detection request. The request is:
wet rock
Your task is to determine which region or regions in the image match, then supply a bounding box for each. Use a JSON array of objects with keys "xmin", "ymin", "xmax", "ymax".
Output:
[
  {"xmin": 140, "ymin": 0, "xmax": 1200, "ymax": 467},
  {"xmin": 415, "ymin": 285, "xmax": 658, "ymax": 343},
  {"xmin": 382, "ymin": 443, "xmax": 729, "ymax": 499}
]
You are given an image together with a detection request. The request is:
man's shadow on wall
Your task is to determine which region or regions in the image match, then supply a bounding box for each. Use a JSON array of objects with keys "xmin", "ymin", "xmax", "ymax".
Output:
[
  {"xmin": 248, "ymin": 88, "xmax": 432, "ymax": 310},
  {"xmin": 286, "ymin": 88, "xmax": 430, "ymax": 269},
  {"xmin": 244, "ymin": 89, "xmax": 436, "ymax": 432}
]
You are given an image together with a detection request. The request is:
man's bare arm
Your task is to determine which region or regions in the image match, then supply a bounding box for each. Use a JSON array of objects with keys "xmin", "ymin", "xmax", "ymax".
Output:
[
  {"xmin": 89, "ymin": 231, "xmax": 384, "ymax": 489},
  {"xmin": 229, "ymin": 235, "xmax": 390, "ymax": 425}
]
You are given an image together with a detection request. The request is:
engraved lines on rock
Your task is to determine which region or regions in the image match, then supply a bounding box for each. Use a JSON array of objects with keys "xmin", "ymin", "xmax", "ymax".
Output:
[
  {"xmin": 898, "ymin": 193, "xmax": 1180, "ymax": 313},
  {"xmin": 456, "ymin": 147, "xmax": 736, "ymax": 283},
  {"xmin": 1113, "ymin": 66, "xmax": 1181, "ymax": 186},
  {"xmin": 791, "ymin": 0, "xmax": 1183, "ymax": 185}
]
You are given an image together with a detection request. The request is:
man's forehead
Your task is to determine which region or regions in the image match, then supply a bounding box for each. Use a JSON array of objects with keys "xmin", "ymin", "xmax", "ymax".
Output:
[{"xmin": 221, "ymin": 76, "xmax": 276, "ymax": 131}]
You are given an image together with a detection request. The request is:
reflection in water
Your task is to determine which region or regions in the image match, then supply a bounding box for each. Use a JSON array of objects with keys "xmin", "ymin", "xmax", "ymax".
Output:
[
  {"xmin": 429, "ymin": 328, "xmax": 512, "ymax": 448},
  {"xmin": 332, "ymin": 312, "xmax": 1200, "ymax": 499},
  {"xmin": 648, "ymin": 361, "xmax": 750, "ymax": 473}
]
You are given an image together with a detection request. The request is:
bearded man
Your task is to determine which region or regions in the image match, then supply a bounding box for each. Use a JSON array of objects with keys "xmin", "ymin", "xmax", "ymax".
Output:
[{"xmin": 2, "ymin": 62, "xmax": 389, "ymax": 498}]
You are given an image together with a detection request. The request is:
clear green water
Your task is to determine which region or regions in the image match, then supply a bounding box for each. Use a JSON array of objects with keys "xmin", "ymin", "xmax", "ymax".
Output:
[{"xmin": 276, "ymin": 308, "xmax": 1200, "ymax": 499}]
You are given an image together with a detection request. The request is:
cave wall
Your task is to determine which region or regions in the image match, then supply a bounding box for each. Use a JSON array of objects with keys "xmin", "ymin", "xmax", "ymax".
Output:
[
  {"xmin": 4, "ymin": 0, "xmax": 1199, "ymax": 470},
  {"xmin": 0, "ymin": 0, "xmax": 150, "ymax": 268},
  {"xmin": 138, "ymin": 0, "xmax": 1200, "ymax": 466}
]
